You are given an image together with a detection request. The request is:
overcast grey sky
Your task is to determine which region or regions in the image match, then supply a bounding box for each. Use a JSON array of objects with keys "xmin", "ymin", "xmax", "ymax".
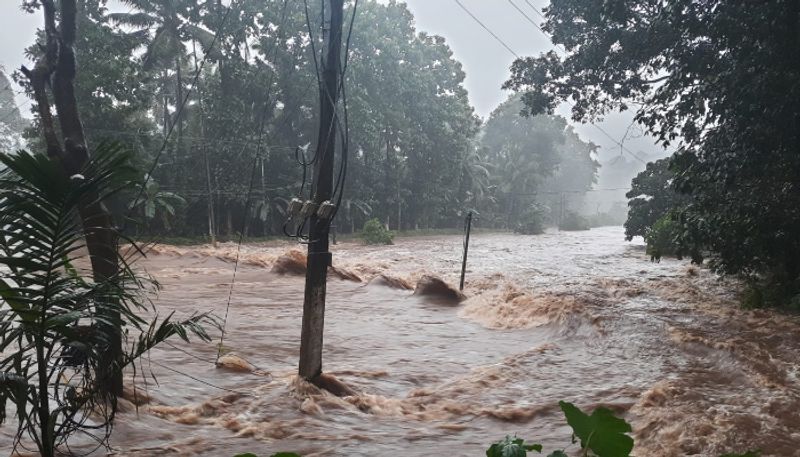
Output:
[{"xmin": 0, "ymin": 0, "xmax": 666, "ymax": 161}]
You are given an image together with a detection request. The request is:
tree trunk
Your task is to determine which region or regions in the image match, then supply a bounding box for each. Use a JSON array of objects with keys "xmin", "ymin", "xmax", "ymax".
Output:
[{"xmin": 23, "ymin": 0, "xmax": 123, "ymax": 396}]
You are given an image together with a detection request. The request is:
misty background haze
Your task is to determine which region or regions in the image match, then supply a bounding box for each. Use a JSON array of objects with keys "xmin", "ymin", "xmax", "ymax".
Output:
[
  {"xmin": 0, "ymin": 0, "xmax": 670, "ymax": 219},
  {"xmin": 0, "ymin": 0, "xmax": 667, "ymax": 161}
]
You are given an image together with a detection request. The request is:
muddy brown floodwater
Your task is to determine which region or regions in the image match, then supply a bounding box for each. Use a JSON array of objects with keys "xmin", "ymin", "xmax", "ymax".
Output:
[{"xmin": 4, "ymin": 227, "xmax": 800, "ymax": 456}]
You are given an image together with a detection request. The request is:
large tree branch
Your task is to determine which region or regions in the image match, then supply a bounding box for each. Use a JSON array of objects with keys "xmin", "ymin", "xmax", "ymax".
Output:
[
  {"xmin": 20, "ymin": 65, "xmax": 62, "ymax": 159},
  {"xmin": 20, "ymin": 0, "xmax": 62, "ymax": 160},
  {"xmin": 52, "ymin": 0, "xmax": 88, "ymax": 174},
  {"xmin": 22, "ymin": 0, "xmax": 123, "ymax": 398}
]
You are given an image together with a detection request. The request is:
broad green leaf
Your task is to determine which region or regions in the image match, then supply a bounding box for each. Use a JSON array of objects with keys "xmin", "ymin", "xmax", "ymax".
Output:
[
  {"xmin": 720, "ymin": 452, "xmax": 760, "ymax": 457},
  {"xmin": 486, "ymin": 436, "xmax": 542, "ymax": 457},
  {"xmin": 559, "ymin": 401, "xmax": 633, "ymax": 457}
]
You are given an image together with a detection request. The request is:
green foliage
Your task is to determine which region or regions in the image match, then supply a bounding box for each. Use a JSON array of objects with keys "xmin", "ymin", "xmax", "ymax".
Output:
[
  {"xmin": 487, "ymin": 402, "xmax": 632, "ymax": 457},
  {"xmin": 17, "ymin": 1, "xmax": 601, "ymax": 238},
  {"xmin": 361, "ymin": 218, "xmax": 394, "ymax": 245},
  {"xmin": 626, "ymin": 160, "xmax": 703, "ymax": 263},
  {"xmin": 487, "ymin": 401, "xmax": 755, "ymax": 457},
  {"xmin": 506, "ymin": 0, "xmax": 800, "ymax": 303},
  {"xmin": 36, "ymin": 0, "xmax": 491, "ymax": 237},
  {"xmin": 559, "ymin": 401, "xmax": 633, "ymax": 457},
  {"xmin": 0, "ymin": 145, "xmax": 212, "ymax": 456},
  {"xmin": 486, "ymin": 436, "xmax": 542, "ymax": 457},
  {"xmin": 624, "ymin": 159, "xmax": 685, "ymax": 242},
  {"xmin": 515, "ymin": 204, "xmax": 546, "ymax": 235},
  {"xmin": 742, "ymin": 279, "xmax": 800, "ymax": 309},
  {"xmin": 559, "ymin": 211, "xmax": 589, "ymax": 232},
  {"xmin": 644, "ymin": 215, "xmax": 681, "ymax": 262},
  {"xmin": 127, "ymin": 174, "xmax": 187, "ymax": 230}
]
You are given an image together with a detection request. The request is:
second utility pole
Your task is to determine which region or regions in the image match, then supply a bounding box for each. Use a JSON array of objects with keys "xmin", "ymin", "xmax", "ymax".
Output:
[{"xmin": 299, "ymin": 0, "xmax": 345, "ymax": 383}]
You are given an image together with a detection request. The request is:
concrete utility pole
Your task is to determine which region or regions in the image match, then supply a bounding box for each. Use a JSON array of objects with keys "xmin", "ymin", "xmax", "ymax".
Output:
[{"xmin": 299, "ymin": 0, "xmax": 345, "ymax": 383}]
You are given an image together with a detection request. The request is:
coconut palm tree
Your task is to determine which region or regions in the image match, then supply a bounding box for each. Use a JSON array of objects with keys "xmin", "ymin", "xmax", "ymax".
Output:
[{"xmin": 108, "ymin": 0, "xmax": 218, "ymax": 139}]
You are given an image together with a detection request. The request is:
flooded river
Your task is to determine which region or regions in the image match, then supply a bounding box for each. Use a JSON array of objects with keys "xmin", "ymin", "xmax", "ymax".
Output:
[{"xmin": 5, "ymin": 227, "xmax": 800, "ymax": 456}]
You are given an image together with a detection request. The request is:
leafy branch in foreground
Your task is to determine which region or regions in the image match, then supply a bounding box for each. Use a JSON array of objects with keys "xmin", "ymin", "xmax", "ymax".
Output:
[
  {"xmin": 486, "ymin": 402, "xmax": 631, "ymax": 457},
  {"xmin": 487, "ymin": 402, "xmax": 758, "ymax": 457},
  {"xmin": 0, "ymin": 146, "xmax": 213, "ymax": 457},
  {"xmin": 486, "ymin": 436, "xmax": 544, "ymax": 457}
]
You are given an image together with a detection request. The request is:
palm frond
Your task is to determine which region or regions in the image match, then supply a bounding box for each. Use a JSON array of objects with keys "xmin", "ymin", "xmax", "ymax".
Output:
[{"xmin": 0, "ymin": 144, "xmax": 212, "ymax": 456}]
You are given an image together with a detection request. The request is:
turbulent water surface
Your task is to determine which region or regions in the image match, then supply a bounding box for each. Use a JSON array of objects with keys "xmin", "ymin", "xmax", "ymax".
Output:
[{"xmin": 5, "ymin": 227, "xmax": 800, "ymax": 456}]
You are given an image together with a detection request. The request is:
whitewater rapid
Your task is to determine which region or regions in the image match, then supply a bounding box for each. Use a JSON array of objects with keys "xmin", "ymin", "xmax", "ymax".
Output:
[{"xmin": 3, "ymin": 227, "xmax": 798, "ymax": 456}]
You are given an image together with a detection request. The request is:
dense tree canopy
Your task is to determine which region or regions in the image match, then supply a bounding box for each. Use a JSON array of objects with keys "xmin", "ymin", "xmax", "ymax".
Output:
[
  {"xmin": 11, "ymin": 0, "xmax": 604, "ymax": 240},
  {"xmin": 506, "ymin": 0, "xmax": 800, "ymax": 300}
]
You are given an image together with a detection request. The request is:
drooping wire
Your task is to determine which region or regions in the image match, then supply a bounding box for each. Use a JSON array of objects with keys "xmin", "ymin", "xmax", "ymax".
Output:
[
  {"xmin": 452, "ymin": 0, "xmax": 520, "ymax": 58},
  {"xmin": 330, "ymin": 0, "xmax": 359, "ymax": 218},
  {"xmin": 303, "ymin": 0, "xmax": 323, "ymax": 94},
  {"xmin": 215, "ymin": 0, "xmax": 293, "ymax": 364},
  {"xmin": 125, "ymin": 2, "xmax": 236, "ymax": 224},
  {"xmin": 283, "ymin": 0, "xmax": 358, "ymax": 240},
  {"xmin": 150, "ymin": 360, "xmax": 258, "ymax": 397},
  {"xmin": 458, "ymin": 0, "xmax": 649, "ymax": 165},
  {"xmin": 214, "ymin": 151, "xmax": 261, "ymax": 364}
]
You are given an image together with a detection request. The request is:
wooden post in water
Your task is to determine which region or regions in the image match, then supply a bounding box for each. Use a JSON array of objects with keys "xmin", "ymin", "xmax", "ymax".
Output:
[
  {"xmin": 299, "ymin": 0, "xmax": 345, "ymax": 383},
  {"xmin": 460, "ymin": 211, "xmax": 473, "ymax": 291},
  {"xmin": 203, "ymin": 144, "xmax": 217, "ymax": 248}
]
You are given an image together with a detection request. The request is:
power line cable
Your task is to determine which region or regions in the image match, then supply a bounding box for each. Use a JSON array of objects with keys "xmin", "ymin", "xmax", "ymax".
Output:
[
  {"xmin": 149, "ymin": 360, "xmax": 258, "ymax": 397},
  {"xmin": 457, "ymin": 0, "xmax": 646, "ymax": 165},
  {"xmin": 506, "ymin": 0, "xmax": 554, "ymax": 50},
  {"xmin": 452, "ymin": 0, "xmax": 519, "ymax": 58},
  {"xmin": 215, "ymin": 0, "xmax": 294, "ymax": 364},
  {"xmin": 522, "ymin": 0, "xmax": 548, "ymax": 22},
  {"xmin": 513, "ymin": 0, "xmax": 648, "ymax": 164}
]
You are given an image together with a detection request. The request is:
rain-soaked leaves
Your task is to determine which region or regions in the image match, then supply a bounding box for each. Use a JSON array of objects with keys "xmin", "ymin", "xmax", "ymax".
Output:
[
  {"xmin": 486, "ymin": 435, "xmax": 543, "ymax": 457},
  {"xmin": 559, "ymin": 401, "xmax": 634, "ymax": 457}
]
